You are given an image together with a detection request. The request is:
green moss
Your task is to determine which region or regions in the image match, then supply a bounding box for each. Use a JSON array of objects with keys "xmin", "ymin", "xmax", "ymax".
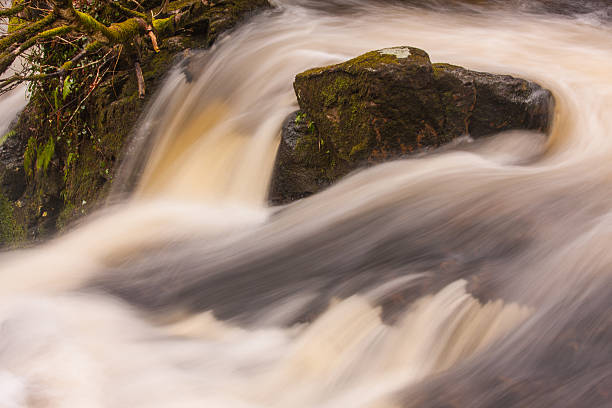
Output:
[
  {"xmin": 320, "ymin": 76, "xmax": 353, "ymax": 107},
  {"xmin": 333, "ymin": 76, "xmax": 351, "ymax": 90},
  {"xmin": 0, "ymin": 193, "xmax": 25, "ymax": 247},
  {"xmin": 294, "ymin": 111, "xmax": 306, "ymax": 125},
  {"xmin": 61, "ymin": 91, "xmax": 141, "ymax": 215},
  {"xmin": 349, "ymin": 137, "xmax": 369, "ymax": 158},
  {"xmin": 346, "ymin": 51, "xmax": 400, "ymax": 70},
  {"xmin": 298, "ymin": 51, "xmax": 401, "ymax": 80},
  {"xmin": 432, "ymin": 63, "xmax": 462, "ymax": 79},
  {"xmin": 293, "ymin": 46, "xmax": 438, "ymax": 183},
  {"xmin": 298, "ymin": 48, "xmax": 432, "ymax": 81},
  {"xmin": 23, "ymin": 136, "xmax": 37, "ymax": 178},
  {"xmin": 36, "ymin": 137, "xmax": 55, "ymax": 173},
  {"xmin": 299, "ymin": 71, "xmax": 371, "ymax": 161},
  {"xmin": 7, "ymin": 0, "xmax": 27, "ymax": 33},
  {"xmin": 143, "ymin": 50, "xmax": 175, "ymax": 81},
  {"xmin": 0, "ymin": 130, "xmax": 15, "ymax": 147},
  {"xmin": 294, "ymin": 47, "xmax": 435, "ymax": 163}
]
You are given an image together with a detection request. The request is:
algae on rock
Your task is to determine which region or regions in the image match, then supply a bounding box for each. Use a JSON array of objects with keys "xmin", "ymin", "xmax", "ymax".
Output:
[{"xmin": 270, "ymin": 46, "xmax": 554, "ymax": 204}]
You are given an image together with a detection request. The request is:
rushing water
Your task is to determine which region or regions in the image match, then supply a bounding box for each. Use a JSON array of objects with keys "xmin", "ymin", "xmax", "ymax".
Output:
[
  {"xmin": 1, "ymin": 1, "xmax": 612, "ymax": 407},
  {"xmin": 0, "ymin": 19, "xmax": 27, "ymax": 137}
]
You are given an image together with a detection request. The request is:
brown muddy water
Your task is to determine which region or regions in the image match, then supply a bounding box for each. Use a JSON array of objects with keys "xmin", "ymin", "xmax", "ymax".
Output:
[{"xmin": 0, "ymin": 1, "xmax": 611, "ymax": 407}]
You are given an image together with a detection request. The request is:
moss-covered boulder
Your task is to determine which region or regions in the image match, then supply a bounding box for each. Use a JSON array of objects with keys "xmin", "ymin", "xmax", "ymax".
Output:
[{"xmin": 270, "ymin": 46, "xmax": 553, "ymax": 204}]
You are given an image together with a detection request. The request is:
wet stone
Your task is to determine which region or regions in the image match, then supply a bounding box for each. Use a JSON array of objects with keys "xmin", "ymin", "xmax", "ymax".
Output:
[{"xmin": 270, "ymin": 46, "xmax": 554, "ymax": 204}]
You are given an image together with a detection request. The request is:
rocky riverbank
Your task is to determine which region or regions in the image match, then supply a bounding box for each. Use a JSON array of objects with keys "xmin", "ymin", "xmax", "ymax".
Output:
[{"xmin": 0, "ymin": 0, "xmax": 271, "ymax": 247}]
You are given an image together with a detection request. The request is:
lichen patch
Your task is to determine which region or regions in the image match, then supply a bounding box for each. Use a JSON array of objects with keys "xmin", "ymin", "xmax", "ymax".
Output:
[{"xmin": 378, "ymin": 47, "xmax": 413, "ymax": 59}]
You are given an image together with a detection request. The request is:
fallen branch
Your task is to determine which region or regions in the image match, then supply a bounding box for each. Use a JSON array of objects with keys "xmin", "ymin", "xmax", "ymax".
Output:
[
  {"xmin": 0, "ymin": 3, "xmax": 26, "ymax": 17},
  {"xmin": 134, "ymin": 60, "xmax": 144, "ymax": 98}
]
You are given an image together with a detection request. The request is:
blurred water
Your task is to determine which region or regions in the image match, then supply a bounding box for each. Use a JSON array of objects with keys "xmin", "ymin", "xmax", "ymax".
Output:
[
  {"xmin": 1, "ymin": 1, "xmax": 611, "ymax": 407},
  {"xmin": 0, "ymin": 20, "xmax": 27, "ymax": 137}
]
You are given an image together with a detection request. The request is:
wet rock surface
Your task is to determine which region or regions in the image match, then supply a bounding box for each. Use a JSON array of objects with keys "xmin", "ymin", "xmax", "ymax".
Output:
[{"xmin": 270, "ymin": 46, "xmax": 554, "ymax": 204}]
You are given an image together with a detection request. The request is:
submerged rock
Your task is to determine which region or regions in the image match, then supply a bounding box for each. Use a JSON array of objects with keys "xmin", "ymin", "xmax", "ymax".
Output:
[{"xmin": 270, "ymin": 46, "xmax": 553, "ymax": 204}]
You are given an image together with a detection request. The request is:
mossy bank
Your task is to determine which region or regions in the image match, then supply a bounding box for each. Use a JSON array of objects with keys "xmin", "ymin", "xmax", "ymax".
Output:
[{"xmin": 0, "ymin": 0, "xmax": 271, "ymax": 248}]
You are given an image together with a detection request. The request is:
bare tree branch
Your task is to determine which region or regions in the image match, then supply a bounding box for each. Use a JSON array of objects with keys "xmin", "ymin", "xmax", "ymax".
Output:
[
  {"xmin": 0, "ymin": 12, "xmax": 56, "ymax": 53},
  {"xmin": 134, "ymin": 59, "xmax": 144, "ymax": 97},
  {"xmin": 0, "ymin": 3, "xmax": 26, "ymax": 17},
  {"xmin": 0, "ymin": 0, "xmax": 215, "ymax": 95}
]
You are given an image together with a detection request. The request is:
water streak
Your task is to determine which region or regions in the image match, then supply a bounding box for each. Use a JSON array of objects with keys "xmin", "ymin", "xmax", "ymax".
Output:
[{"xmin": 1, "ymin": 1, "xmax": 612, "ymax": 407}]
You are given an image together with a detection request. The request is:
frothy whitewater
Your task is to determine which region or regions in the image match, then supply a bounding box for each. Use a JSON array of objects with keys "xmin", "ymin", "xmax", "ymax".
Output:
[{"xmin": 1, "ymin": 1, "xmax": 611, "ymax": 407}]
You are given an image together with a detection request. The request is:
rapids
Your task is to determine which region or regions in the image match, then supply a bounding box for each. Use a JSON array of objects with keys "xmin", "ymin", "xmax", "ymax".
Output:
[{"xmin": 0, "ymin": 1, "xmax": 611, "ymax": 407}]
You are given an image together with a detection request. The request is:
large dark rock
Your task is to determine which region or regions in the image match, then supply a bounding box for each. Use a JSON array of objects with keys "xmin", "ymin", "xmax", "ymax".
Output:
[{"xmin": 270, "ymin": 47, "xmax": 554, "ymax": 204}]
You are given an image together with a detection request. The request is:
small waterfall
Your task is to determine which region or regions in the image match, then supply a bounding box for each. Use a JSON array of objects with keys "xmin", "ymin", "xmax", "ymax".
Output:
[{"xmin": 1, "ymin": 1, "xmax": 612, "ymax": 407}]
